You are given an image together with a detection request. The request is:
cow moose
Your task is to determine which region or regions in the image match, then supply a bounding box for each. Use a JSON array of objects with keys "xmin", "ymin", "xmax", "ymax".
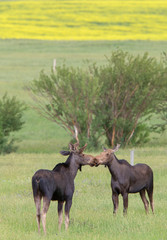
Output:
[
  {"xmin": 32, "ymin": 142, "xmax": 95, "ymax": 234},
  {"xmin": 94, "ymin": 144, "xmax": 154, "ymax": 215}
]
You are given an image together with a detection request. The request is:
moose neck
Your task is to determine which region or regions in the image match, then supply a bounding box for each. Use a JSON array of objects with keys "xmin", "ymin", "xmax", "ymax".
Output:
[
  {"xmin": 107, "ymin": 154, "xmax": 120, "ymax": 179},
  {"xmin": 66, "ymin": 153, "xmax": 80, "ymax": 179}
]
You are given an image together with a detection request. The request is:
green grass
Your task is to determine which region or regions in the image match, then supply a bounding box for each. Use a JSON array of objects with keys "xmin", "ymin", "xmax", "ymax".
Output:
[
  {"xmin": 0, "ymin": 39, "xmax": 167, "ymax": 152},
  {"xmin": 0, "ymin": 148, "xmax": 167, "ymax": 239}
]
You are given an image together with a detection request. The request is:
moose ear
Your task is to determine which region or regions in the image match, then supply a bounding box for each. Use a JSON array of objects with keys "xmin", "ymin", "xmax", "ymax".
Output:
[
  {"xmin": 103, "ymin": 147, "xmax": 107, "ymax": 151},
  {"xmin": 60, "ymin": 151, "xmax": 70, "ymax": 156}
]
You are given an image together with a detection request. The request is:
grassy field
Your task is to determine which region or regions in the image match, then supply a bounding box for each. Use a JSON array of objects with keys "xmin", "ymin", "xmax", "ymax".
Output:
[
  {"xmin": 0, "ymin": 1, "xmax": 167, "ymax": 239},
  {"xmin": 0, "ymin": 147, "xmax": 167, "ymax": 240},
  {"xmin": 0, "ymin": 39, "xmax": 167, "ymax": 152},
  {"xmin": 0, "ymin": 0, "xmax": 167, "ymax": 40}
]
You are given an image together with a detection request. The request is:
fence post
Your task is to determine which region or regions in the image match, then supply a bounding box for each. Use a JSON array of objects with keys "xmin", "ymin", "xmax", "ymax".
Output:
[
  {"xmin": 130, "ymin": 150, "xmax": 134, "ymax": 166},
  {"xmin": 53, "ymin": 59, "xmax": 56, "ymax": 71}
]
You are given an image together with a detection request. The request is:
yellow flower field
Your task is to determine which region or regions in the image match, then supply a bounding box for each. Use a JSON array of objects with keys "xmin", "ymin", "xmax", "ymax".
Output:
[{"xmin": 0, "ymin": 0, "xmax": 167, "ymax": 40}]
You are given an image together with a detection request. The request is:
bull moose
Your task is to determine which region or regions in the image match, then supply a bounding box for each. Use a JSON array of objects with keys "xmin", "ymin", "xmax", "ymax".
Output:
[
  {"xmin": 32, "ymin": 142, "xmax": 95, "ymax": 234},
  {"xmin": 94, "ymin": 144, "xmax": 154, "ymax": 215}
]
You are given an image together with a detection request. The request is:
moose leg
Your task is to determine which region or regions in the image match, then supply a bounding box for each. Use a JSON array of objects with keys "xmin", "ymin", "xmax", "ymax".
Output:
[
  {"xmin": 140, "ymin": 189, "xmax": 149, "ymax": 214},
  {"xmin": 58, "ymin": 201, "xmax": 64, "ymax": 231},
  {"xmin": 41, "ymin": 197, "xmax": 50, "ymax": 235},
  {"xmin": 112, "ymin": 192, "xmax": 119, "ymax": 215},
  {"xmin": 34, "ymin": 195, "xmax": 42, "ymax": 234},
  {"xmin": 122, "ymin": 192, "xmax": 128, "ymax": 216},
  {"xmin": 147, "ymin": 190, "xmax": 154, "ymax": 213},
  {"xmin": 65, "ymin": 199, "xmax": 72, "ymax": 230}
]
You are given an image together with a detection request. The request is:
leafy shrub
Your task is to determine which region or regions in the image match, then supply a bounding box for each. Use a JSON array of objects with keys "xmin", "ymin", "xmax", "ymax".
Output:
[
  {"xmin": 29, "ymin": 65, "xmax": 101, "ymax": 149},
  {"xmin": 0, "ymin": 94, "xmax": 26, "ymax": 154},
  {"xmin": 29, "ymin": 50, "xmax": 167, "ymax": 148},
  {"xmin": 94, "ymin": 50, "xmax": 167, "ymax": 147}
]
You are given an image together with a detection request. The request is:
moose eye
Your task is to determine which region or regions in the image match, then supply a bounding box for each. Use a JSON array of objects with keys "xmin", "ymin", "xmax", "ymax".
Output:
[{"xmin": 106, "ymin": 153, "xmax": 109, "ymax": 156}]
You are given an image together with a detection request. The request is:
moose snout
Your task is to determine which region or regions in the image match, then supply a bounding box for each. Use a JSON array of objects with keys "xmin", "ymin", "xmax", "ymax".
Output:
[
  {"xmin": 88, "ymin": 157, "xmax": 99, "ymax": 167},
  {"xmin": 93, "ymin": 158, "xmax": 100, "ymax": 167}
]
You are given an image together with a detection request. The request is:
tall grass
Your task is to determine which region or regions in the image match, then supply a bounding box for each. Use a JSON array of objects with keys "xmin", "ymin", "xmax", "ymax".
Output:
[
  {"xmin": 0, "ymin": 1, "xmax": 167, "ymax": 40},
  {"xmin": 0, "ymin": 148, "xmax": 167, "ymax": 240}
]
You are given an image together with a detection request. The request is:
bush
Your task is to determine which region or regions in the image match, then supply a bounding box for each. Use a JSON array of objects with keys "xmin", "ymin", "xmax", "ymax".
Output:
[
  {"xmin": 94, "ymin": 50, "xmax": 167, "ymax": 147},
  {"xmin": 29, "ymin": 50, "xmax": 167, "ymax": 149},
  {"xmin": 29, "ymin": 64, "xmax": 101, "ymax": 149},
  {"xmin": 0, "ymin": 94, "xmax": 26, "ymax": 154}
]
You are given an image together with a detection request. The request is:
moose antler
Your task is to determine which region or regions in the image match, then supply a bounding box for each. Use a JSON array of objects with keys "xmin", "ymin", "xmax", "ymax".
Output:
[
  {"xmin": 78, "ymin": 143, "xmax": 87, "ymax": 154},
  {"xmin": 113, "ymin": 143, "xmax": 121, "ymax": 152}
]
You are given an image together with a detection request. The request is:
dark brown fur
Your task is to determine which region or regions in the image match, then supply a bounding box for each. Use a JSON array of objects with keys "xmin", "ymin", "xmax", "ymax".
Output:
[
  {"xmin": 95, "ymin": 145, "xmax": 154, "ymax": 215},
  {"xmin": 32, "ymin": 144, "xmax": 94, "ymax": 234}
]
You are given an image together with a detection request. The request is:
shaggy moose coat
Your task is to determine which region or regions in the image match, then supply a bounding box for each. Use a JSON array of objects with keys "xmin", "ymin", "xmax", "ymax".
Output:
[
  {"xmin": 94, "ymin": 144, "xmax": 154, "ymax": 215},
  {"xmin": 32, "ymin": 143, "xmax": 94, "ymax": 234}
]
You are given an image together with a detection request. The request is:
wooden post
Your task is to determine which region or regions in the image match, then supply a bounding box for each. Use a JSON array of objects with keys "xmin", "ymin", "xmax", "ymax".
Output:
[{"xmin": 53, "ymin": 59, "xmax": 56, "ymax": 71}]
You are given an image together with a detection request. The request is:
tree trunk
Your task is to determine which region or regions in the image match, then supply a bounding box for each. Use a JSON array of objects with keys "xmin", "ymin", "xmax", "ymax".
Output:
[{"xmin": 111, "ymin": 124, "xmax": 116, "ymax": 148}]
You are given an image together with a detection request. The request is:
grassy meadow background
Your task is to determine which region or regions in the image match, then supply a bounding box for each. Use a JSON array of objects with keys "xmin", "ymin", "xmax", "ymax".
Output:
[{"xmin": 0, "ymin": 0, "xmax": 167, "ymax": 239}]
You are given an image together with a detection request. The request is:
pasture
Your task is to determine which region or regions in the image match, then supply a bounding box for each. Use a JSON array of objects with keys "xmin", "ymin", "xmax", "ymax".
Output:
[
  {"xmin": 0, "ymin": 147, "xmax": 167, "ymax": 240},
  {"xmin": 0, "ymin": 39, "xmax": 167, "ymax": 239}
]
